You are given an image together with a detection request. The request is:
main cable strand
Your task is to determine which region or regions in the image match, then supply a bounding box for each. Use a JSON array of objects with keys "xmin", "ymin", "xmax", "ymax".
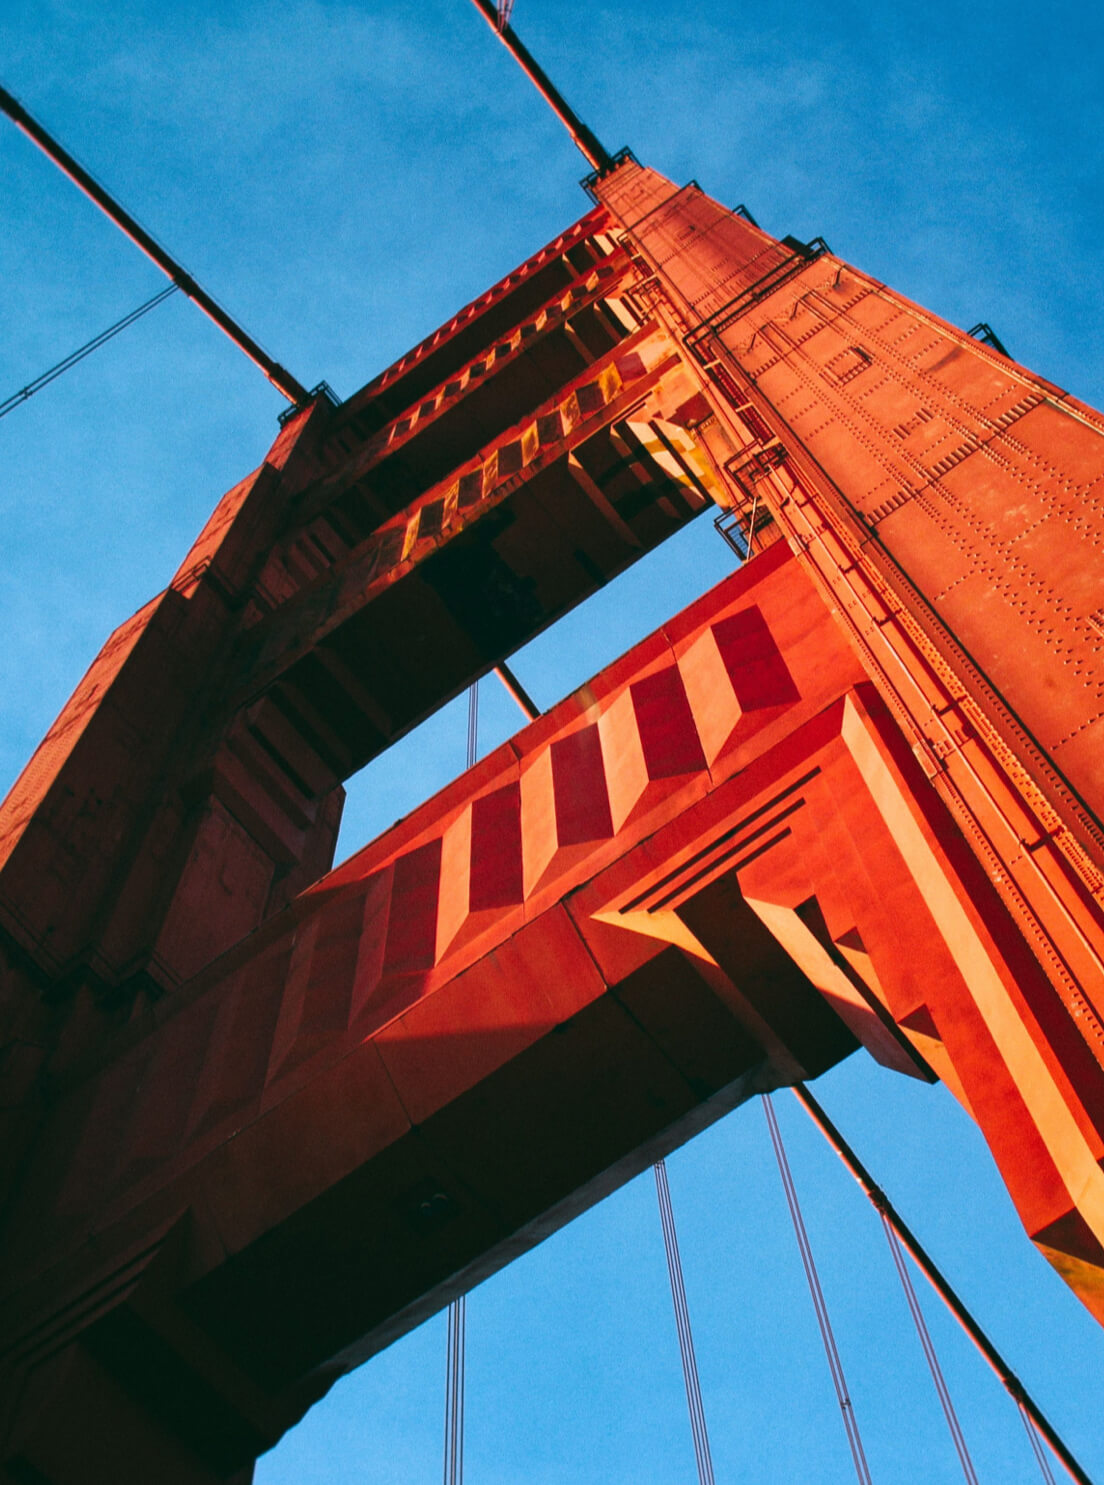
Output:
[
  {"xmin": 762, "ymin": 1094, "xmax": 873, "ymax": 1485},
  {"xmin": 654, "ymin": 1158, "xmax": 715, "ymax": 1485},
  {"xmin": 0, "ymin": 283, "xmax": 178, "ymax": 420},
  {"xmin": 465, "ymin": 0, "xmax": 613, "ymax": 172}
]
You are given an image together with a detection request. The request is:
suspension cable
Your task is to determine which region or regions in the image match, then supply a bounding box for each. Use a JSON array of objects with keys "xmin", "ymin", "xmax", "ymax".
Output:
[
  {"xmin": 0, "ymin": 81, "xmax": 310, "ymax": 405},
  {"xmin": 494, "ymin": 660, "xmax": 539, "ymax": 721},
  {"xmin": 466, "ymin": 680, "xmax": 479, "ymax": 770},
  {"xmin": 880, "ymin": 1213, "xmax": 979, "ymax": 1483},
  {"xmin": 653, "ymin": 1158, "xmax": 715, "ymax": 1485},
  {"xmin": 443, "ymin": 680, "xmax": 479, "ymax": 1485},
  {"xmin": 466, "ymin": 0, "xmax": 614, "ymax": 172},
  {"xmin": 1020, "ymin": 1403, "xmax": 1060, "ymax": 1485},
  {"xmin": 762, "ymin": 1094, "xmax": 873, "ymax": 1485},
  {"xmin": 444, "ymin": 1295, "xmax": 466, "ymax": 1485},
  {"xmin": 0, "ymin": 283, "xmax": 178, "ymax": 421},
  {"xmin": 792, "ymin": 1082, "xmax": 1094, "ymax": 1485}
]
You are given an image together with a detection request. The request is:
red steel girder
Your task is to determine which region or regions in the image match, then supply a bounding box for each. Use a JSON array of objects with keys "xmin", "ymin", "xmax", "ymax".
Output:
[{"xmin": 3, "ymin": 543, "xmax": 1103, "ymax": 1481}]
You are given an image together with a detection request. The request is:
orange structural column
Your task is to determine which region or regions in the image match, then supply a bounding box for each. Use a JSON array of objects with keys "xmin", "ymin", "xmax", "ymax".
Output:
[
  {"xmin": 3, "ymin": 541, "xmax": 1104, "ymax": 1480},
  {"xmin": 596, "ymin": 160, "xmax": 1104, "ymax": 1306},
  {"xmin": 4, "ymin": 166, "xmax": 1104, "ymax": 1482}
]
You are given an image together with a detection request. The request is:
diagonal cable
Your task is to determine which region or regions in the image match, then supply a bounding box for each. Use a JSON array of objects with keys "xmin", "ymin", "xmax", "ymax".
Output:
[
  {"xmin": 0, "ymin": 284, "xmax": 178, "ymax": 420},
  {"xmin": 0, "ymin": 83, "xmax": 308, "ymax": 402}
]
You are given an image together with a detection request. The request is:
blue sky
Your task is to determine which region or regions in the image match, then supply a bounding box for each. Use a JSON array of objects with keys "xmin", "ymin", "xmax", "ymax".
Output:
[{"xmin": 2, "ymin": 1, "xmax": 1103, "ymax": 1480}]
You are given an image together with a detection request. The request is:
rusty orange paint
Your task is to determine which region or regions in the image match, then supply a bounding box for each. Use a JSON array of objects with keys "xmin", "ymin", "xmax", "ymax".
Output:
[{"xmin": 3, "ymin": 168, "xmax": 1104, "ymax": 1481}]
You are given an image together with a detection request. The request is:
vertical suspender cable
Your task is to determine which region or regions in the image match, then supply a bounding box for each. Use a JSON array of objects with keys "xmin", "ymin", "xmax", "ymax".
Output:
[
  {"xmin": 653, "ymin": 1158, "xmax": 715, "ymax": 1485},
  {"xmin": 762, "ymin": 1094, "xmax": 874, "ymax": 1485},
  {"xmin": 1019, "ymin": 1405, "xmax": 1060, "ymax": 1485},
  {"xmin": 443, "ymin": 679, "xmax": 479, "ymax": 1485},
  {"xmin": 467, "ymin": 681, "xmax": 479, "ymax": 770},
  {"xmin": 444, "ymin": 1296, "xmax": 466, "ymax": 1485},
  {"xmin": 791, "ymin": 1082, "xmax": 1094, "ymax": 1485},
  {"xmin": 880, "ymin": 1214, "xmax": 979, "ymax": 1483}
]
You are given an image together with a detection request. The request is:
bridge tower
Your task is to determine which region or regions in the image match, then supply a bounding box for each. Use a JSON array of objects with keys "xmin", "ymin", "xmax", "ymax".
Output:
[{"xmin": 1, "ymin": 144, "xmax": 1103, "ymax": 1481}]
